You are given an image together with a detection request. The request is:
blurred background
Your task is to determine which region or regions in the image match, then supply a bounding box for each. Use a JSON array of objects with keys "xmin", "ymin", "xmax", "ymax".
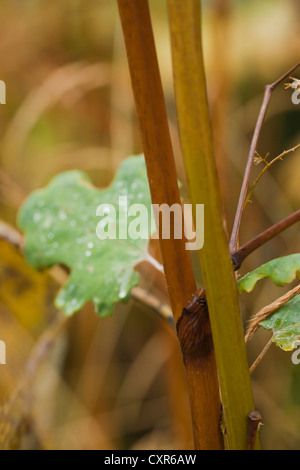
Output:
[{"xmin": 0, "ymin": 0, "xmax": 299, "ymax": 450}]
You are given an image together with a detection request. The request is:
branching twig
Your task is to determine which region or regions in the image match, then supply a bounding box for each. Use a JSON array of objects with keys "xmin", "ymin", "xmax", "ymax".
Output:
[
  {"xmin": 244, "ymin": 144, "xmax": 300, "ymax": 209},
  {"xmin": 230, "ymin": 62, "xmax": 300, "ymax": 253},
  {"xmin": 232, "ymin": 209, "xmax": 300, "ymax": 270},
  {"xmin": 245, "ymin": 283, "xmax": 300, "ymax": 343},
  {"xmin": 284, "ymin": 77, "xmax": 300, "ymax": 90}
]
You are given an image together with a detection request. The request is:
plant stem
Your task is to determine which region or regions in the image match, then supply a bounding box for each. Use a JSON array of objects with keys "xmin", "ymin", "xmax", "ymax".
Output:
[
  {"xmin": 117, "ymin": 0, "xmax": 223, "ymax": 450},
  {"xmin": 116, "ymin": 0, "xmax": 195, "ymax": 322},
  {"xmin": 232, "ymin": 209, "xmax": 300, "ymax": 270},
  {"xmin": 230, "ymin": 62, "xmax": 300, "ymax": 253},
  {"xmin": 168, "ymin": 0, "xmax": 258, "ymax": 449}
]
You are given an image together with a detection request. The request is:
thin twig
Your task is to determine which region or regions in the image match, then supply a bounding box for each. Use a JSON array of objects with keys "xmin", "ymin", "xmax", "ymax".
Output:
[
  {"xmin": 249, "ymin": 337, "xmax": 273, "ymax": 375},
  {"xmin": 230, "ymin": 62, "xmax": 300, "ymax": 253},
  {"xmin": 244, "ymin": 143, "xmax": 300, "ymax": 208},
  {"xmin": 284, "ymin": 77, "xmax": 300, "ymax": 90},
  {"xmin": 232, "ymin": 209, "xmax": 300, "ymax": 270},
  {"xmin": 245, "ymin": 283, "xmax": 300, "ymax": 343},
  {"xmin": 0, "ymin": 220, "xmax": 24, "ymax": 251},
  {"xmin": 131, "ymin": 286, "xmax": 174, "ymax": 326}
]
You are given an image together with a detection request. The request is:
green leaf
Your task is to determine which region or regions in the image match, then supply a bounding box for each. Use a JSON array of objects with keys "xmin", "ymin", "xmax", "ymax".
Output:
[
  {"xmin": 18, "ymin": 155, "xmax": 155, "ymax": 317},
  {"xmin": 238, "ymin": 254, "xmax": 300, "ymax": 293},
  {"xmin": 260, "ymin": 295, "xmax": 300, "ymax": 351}
]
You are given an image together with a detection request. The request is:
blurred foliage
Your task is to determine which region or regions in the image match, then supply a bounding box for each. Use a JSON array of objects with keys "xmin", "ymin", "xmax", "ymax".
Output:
[{"xmin": 0, "ymin": 0, "xmax": 299, "ymax": 450}]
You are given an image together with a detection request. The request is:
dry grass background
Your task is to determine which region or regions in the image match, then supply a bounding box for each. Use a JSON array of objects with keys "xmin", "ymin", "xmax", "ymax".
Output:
[{"xmin": 0, "ymin": 0, "xmax": 299, "ymax": 449}]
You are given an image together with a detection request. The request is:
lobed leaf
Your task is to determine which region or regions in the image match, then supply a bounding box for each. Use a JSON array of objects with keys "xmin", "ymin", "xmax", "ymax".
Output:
[
  {"xmin": 238, "ymin": 254, "xmax": 300, "ymax": 293},
  {"xmin": 18, "ymin": 155, "xmax": 155, "ymax": 317}
]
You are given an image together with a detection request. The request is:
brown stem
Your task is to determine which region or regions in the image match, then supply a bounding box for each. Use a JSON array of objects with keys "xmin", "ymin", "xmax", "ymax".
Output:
[
  {"xmin": 232, "ymin": 209, "xmax": 300, "ymax": 270},
  {"xmin": 117, "ymin": 0, "xmax": 196, "ymax": 322},
  {"xmin": 230, "ymin": 62, "xmax": 300, "ymax": 253},
  {"xmin": 117, "ymin": 0, "xmax": 223, "ymax": 450},
  {"xmin": 176, "ymin": 288, "xmax": 223, "ymax": 450}
]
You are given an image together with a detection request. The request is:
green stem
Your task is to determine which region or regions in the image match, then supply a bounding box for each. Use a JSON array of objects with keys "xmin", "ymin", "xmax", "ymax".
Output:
[{"xmin": 167, "ymin": 0, "xmax": 258, "ymax": 450}]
